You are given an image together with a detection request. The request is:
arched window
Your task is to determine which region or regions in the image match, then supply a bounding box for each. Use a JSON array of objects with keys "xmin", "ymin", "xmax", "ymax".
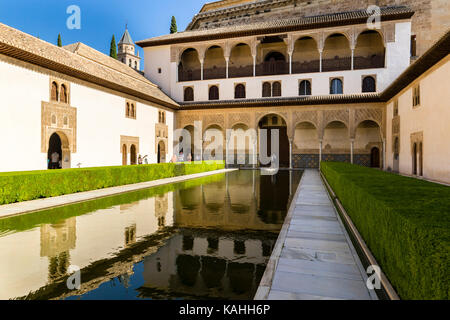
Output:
[
  {"xmin": 162, "ymin": 112, "xmax": 165, "ymax": 124},
  {"xmin": 158, "ymin": 111, "xmax": 161, "ymax": 123},
  {"xmin": 235, "ymin": 84, "xmax": 246, "ymax": 99},
  {"xmin": 134, "ymin": 61, "xmax": 137, "ymax": 70},
  {"xmin": 51, "ymin": 82, "xmax": 58, "ymax": 101},
  {"xmin": 272, "ymin": 81, "xmax": 281, "ymax": 97},
  {"xmin": 209, "ymin": 86, "xmax": 219, "ymax": 100},
  {"xmin": 330, "ymin": 78, "xmax": 343, "ymax": 94},
  {"xmin": 299, "ymin": 80, "xmax": 312, "ymax": 96},
  {"xmin": 126, "ymin": 103, "xmax": 130, "ymax": 117},
  {"xmin": 362, "ymin": 76, "xmax": 376, "ymax": 92},
  {"xmin": 262, "ymin": 82, "xmax": 271, "ymax": 97},
  {"xmin": 131, "ymin": 104, "xmax": 135, "ymax": 118},
  {"xmin": 129, "ymin": 59, "xmax": 132, "ymax": 67},
  {"xmin": 184, "ymin": 87, "xmax": 194, "ymax": 102},
  {"xmin": 60, "ymin": 84, "xmax": 68, "ymax": 103}
]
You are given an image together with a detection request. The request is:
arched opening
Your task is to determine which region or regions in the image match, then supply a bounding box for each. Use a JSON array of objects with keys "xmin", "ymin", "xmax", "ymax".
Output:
[
  {"xmin": 393, "ymin": 137, "xmax": 400, "ymax": 172},
  {"xmin": 362, "ymin": 76, "xmax": 376, "ymax": 92},
  {"xmin": 371, "ymin": 147, "xmax": 381, "ymax": 168},
  {"xmin": 51, "ymin": 82, "xmax": 59, "ymax": 102},
  {"xmin": 260, "ymin": 51, "xmax": 287, "ymax": 75},
  {"xmin": 413, "ymin": 143, "xmax": 418, "ymax": 175},
  {"xmin": 178, "ymin": 48, "xmax": 201, "ymax": 81},
  {"xmin": 234, "ymin": 84, "xmax": 246, "ymax": 99},
  {"xmin": 293, "ymin": 122, "xmax": 320, "ymax": 168},
  {"xmin": 262, "ymin": 82, "xmax": 271, "ymax": 97},
  {"xmin": 229, "ymin": 123, "xmax": 254, "ymax": 168},
  {"xmin": 209, "ymin": 85, "xmax": 219, "ymax": 100},
  {"xmin": 419, "ymin": 142, "xmax": 424, "ymax": 177},
  {"xmin": 47, "ymin": 132, "xmax": 70, "ymax": 169},
  {"xmin": 272, "ymin": 81, "xmax": 281, "ymax": 97},
  {"xmin": 184, "ymin": 87, "xmax": 194, "ymax": 102},
  {"xmin": 354, "ymin": 30, "xmax": 385, "ymax": 69},
  {"xmin": 323, "ymin": 121, "xmax": 350, "ymax": 163},
  {"xmin": 60, "ymin": 84, "xmax": 68, "ymax": 103},
  {"xmin": 229, "ymin": 43, "xmax": 253, "ymax": 78},
  {"xmin": 158, "ymin": 141, "xmax": 166, "ymax": 163},
  {"xmin": 330, "ymin": 78, "xmax": 343, "ymax": 94},
  {"xmin": 323, "ymin": 33, "xmax": 351, "ymax": 72},
  {"xmin": 292, "ymin": 36, "xmax": 320, "ymax": 73},
  {"xmin": 126, "ymin": 103, "xmax": 130, "ymax": 117},
  {"xmin": 355, "ymin": 120, "xmax": 382, "ymax": 167},
  {"xmin": 131, "ymin": 104, "xmax": 135, "ymax": 118},
  {"xmin": 203, "ymin": 125, "xmax": 224, "ymax": 161},
  {"xmin": 299, "ymin": 80, "xmax": 312, "ymax": 96},
  {"xmin": 204, "ymin": 46, "xmax": 226, "ymax": 79},
  {"xmin": 130, "ymin": 144, "xmax": 137, "ymax": 165},
  {"xmin": 122, "ymin": 144, "xmax": 127, "ymax": 166},
  {"xmin": 258, "ymin": 114, "xmax": 289, "ymax": 168}
]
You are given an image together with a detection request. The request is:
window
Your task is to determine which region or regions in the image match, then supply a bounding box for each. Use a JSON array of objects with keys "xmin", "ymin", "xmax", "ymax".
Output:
[
  {"xmin": 272, "ymin": 81, "xmax": 281, "ymax": 97},
  {"xmin": 330, "ymin": 78, "xmax": 343, "ymax": 94},
  {"xmin": 51, "ymin": 114, "xmax": 57, "ymax": 125},
  {"xmin": 126, "ymin": 101, "xmax": 136, "ymax": 119},
  {"xmin": 51, "ymin": 82, "xmax": 58, "ymax": 102},
  {"xmin": 63, "ymin": 116, "xmax": 68, "ymax": 126},
  {"xmin": 411, "ymin": 35, "xmax": 417, "ymax": 57},
  {"xmin": 394, "ymin": 100, "xmax": 399, "ymax": 117},
  {"xmin": 60, "ymin": 84, "xmax": 68, "ymax": 103},
  {"xmin": 129, "ymin": 59, "xmax": 132, "ymax": 67},
  {"xmin": 299, "ymin": 80, "xmax": 311, "ymax": 96},
  {"xmin": 184, "ymin": 87, "xmax": 194, "ymax": 102},
  {"xmin": 362, "ymin": 76, "xmax": 376, "ymax": 93},
  {"xmin": 158, "ymin": 111, "xmax": 166, "ymax": 124},
  {"xmin": 413, "ymin": 85, "xmax": 421, "ymax": 107},
  {"xmin": 158, "ymin": 68, "xmax": 162, "ymax": 74},
  {"xmin": 262, "ymin": 82, "xmax": 271, "ymax": 97},
  {"xmin": 209, "ymin": 85, "xmax": 219, "ymax": 100},
  {"xmin": 235, "ymin": 84, "xmax": 246, "ymax": 99},
  {"xmin": 272, "ymin": 116, "xmax": 278, "ymax": 125},
  {"xmin": 131, "ymin": 104, "xmax": 135, "ymax": 118},
  {"xmin": 126, "ymin": 103, "xmax": 130, "ymax": 117}
]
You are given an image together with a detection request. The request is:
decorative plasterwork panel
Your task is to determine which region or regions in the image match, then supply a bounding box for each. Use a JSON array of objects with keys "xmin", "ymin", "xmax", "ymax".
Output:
[{"xmin": 120, "ymin": 136, "xmax": 140, "ymax": 154}]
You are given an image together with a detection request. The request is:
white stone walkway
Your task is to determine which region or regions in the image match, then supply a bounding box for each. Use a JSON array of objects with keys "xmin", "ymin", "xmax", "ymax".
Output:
[
  {"xmin": 256, "ymin": 169, "xmax": 377, "ymax": 300},
  {"xmin": 0, "ymin": 169, "xmax": 236, "ymax": 219}
]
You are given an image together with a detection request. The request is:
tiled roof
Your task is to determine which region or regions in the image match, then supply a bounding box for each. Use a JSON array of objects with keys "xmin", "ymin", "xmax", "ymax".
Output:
[
  {"xmin": 119, "ymin": 29, "xmax": 134, "ymax": 45},
  {"xmin": 180, "ymin": 93, "xmax": 382, "ymax": 109},
  {"xmin": 137, "ymin": 6, "xmax": 414, "ymax": 47},
  {"xmin": 0, "ymin": 23, "xmax": 178, "ymax": 109}
]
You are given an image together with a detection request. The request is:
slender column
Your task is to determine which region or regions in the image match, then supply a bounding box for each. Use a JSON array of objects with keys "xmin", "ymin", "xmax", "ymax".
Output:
[
  {"xmin": 289, "ymin": 139, "xmax": 293, "ymax": 170},
  {"xmin": 252, "ymin": 55, "xmax": 256, "ymax": 77},
  {"xmin": 319, "ymin": 50, "xmax": 323, "ymax": 72},
  {"xmin": 382, "ymin": 139, "xmax": 386, "ymax": 170},
  {"xmin": 351, "ymin": 48, "xmax": 355, "ymax": 70},
  {"xmin": 350, "ymin": 139, "xmax": 355, "ymax": 164},
  {"xmin": 289, "ymin": 53, "xmax": 293, "ymax": 74},
  {"xmin": 319, "ymin": 140, "xmax": 323, "ymax": 167},
  {"xmin": 225, "ymin": 57, "xmax": 230, "ymax": 79},
  {"xmin": 200, "ymin": 59, "xmax": 204, "ymax": 80}
]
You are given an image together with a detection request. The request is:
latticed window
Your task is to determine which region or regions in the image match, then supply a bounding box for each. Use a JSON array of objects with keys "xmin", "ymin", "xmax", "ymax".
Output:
[
  {"xmin": 235, "ymin": 84, "xmax": 246, "ymax": 99},
  {"xmin": 184, "ymin": 87, "xmax": 194, "ymax": 102},
  {"xmin": 362, "ymin": 76, "xmax": 376, "ymax": 92},
  {"xmin": 299, "ymin": 80, "xmax": 311, "ymax": 96},
  {"xmin": 330, "ymin": 78, "xmax": 343, "ymax": 94},
  {"xmin": 60, "ymin": 84, "xmax": 68, "ymax": 103},
  {"xmin": 51, "ymin": 82, "xmax": 58, "ymax": 101},
  {"xmin": 272, "ymin": 81, "xmax": 281, "ymax": 97},
  {"xmin": 209, "ymin": 86, "xmax": 219, "ymax": 100},
  {"xmin": 262, "ymin": 82, "xmax": 271, "ymax": 97},
  {"xmin": 413, "ymin": 85, "xmax": 421, "ymax": 107}
]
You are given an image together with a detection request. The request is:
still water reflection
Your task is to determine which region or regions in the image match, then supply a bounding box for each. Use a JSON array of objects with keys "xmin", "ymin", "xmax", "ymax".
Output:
[{"xmin": 0, "ymin": 170, "xmax": 302, "ymax": 300}]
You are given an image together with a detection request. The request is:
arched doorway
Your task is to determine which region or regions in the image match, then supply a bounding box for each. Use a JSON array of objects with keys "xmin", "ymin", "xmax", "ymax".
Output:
[
  {"xmin": 413, "ymin": 143, "xmax": 418, "ymax": 175},
  {"xmin": 47, "ymin": 132, "xmax": 70, "ymax": 169},
  {"xmin": 258, "ymin": 114, "xmax": 289, "ymax": 168},
  {"xmin": 370, "ymin": 147, "xmax": 381, "ymax": 168},
  {"xmin": 393, "ymin": 137, "xmax": 400, "ymax": 172},
  {"xmin": 158, "ymin": 141, "xmax": 166, "ymax": 163},
  {"xmin": 122, "ymin": 144, "xmax": 127, "ymax": 166},
  {"xmin": 130, "ymin": 145, "xmax": 137, "ymax": 165}
]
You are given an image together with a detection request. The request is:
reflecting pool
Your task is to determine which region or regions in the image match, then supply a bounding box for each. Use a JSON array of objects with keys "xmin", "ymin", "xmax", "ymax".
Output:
[{"xmin": 0, "ymin": 170, "xmax": 302, "ymax": 300}]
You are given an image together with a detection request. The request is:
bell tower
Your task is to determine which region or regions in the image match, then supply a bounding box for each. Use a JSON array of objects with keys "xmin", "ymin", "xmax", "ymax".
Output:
[{"xmin": 117, "ymin": 26, "xmax": 141, "ymax": 70}]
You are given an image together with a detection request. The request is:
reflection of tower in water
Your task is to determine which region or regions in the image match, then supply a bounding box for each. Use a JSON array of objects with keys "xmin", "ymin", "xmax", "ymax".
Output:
[{"xmin": 40, "ymin": 218, "xmax": 76, "ymax": 282}]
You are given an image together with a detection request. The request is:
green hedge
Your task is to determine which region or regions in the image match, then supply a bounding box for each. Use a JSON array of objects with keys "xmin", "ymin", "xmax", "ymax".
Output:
[
  {"xmin": 321, "ymin": 162, "xmax": 449, "ymax": 300},
  {"xmin": 0, "ymin": 161, "xmax": 225, "ymax": 205}
]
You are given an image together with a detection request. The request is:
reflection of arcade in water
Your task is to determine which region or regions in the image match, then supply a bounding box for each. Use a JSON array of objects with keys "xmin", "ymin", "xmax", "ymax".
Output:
[
  {"xmin": 138, "ymin": 229, "xmax": 277, "ymax": 300},
  {"xmin": 175, "ymin": 170, "xmax": 301, "ymax": 231}
]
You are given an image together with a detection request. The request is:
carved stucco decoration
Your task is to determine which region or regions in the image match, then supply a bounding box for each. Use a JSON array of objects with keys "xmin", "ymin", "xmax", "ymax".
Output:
[{"xmin": 228, "ymin": 112, "xmax": 252, "ymax": 128}]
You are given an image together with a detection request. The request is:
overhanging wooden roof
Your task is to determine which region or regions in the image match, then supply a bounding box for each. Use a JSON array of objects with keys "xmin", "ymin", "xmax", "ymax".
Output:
[{"xmin": 137, "ymin": 6, "xmax": 414, "ymax": 47}]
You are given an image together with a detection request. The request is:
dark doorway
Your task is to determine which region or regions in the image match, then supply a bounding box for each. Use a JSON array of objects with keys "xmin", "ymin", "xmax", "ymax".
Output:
[
  {"xmin": 370, "ymin": 147, "xmax": 380, "ymax": 168},
  {"xmin": 259, "ymin": 115, "xmax": 290, "ymax": 168},
  {"xmin": 130, "ymin": 145, "xmax": 137, "ymax": 165},
  {"xmin": 158, "ymin": 141, "xmax": 166, "ymax": 164},
  {"xmin": 48, "ymin": 133, "xmax": 62, "ymax": 169}
]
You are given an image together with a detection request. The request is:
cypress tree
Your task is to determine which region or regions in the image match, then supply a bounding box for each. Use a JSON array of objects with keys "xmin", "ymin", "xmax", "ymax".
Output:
[
  {"xmin": 170, "ymin": 16, "xmax": 178, "ymax": 34},
  {"xmin": 57, "ymin": 34, "xmax": 62, "ymax": 47},
  {"xmin": 110, "ymin": 35, "xmax": 117, "ymax": 59}
]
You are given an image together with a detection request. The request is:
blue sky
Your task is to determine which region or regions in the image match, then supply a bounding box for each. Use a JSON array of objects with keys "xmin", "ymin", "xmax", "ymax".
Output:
[{"xmin": 0, "ymin": 0, "xmax": 206, "ymax": 66}]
